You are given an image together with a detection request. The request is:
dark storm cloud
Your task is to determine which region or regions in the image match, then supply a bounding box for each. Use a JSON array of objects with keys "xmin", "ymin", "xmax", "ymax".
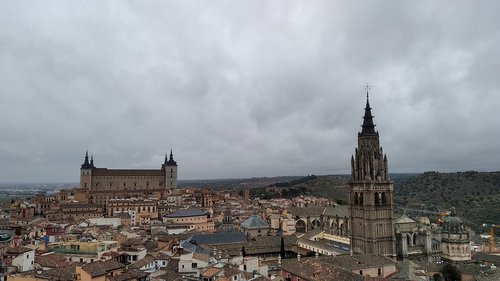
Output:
[{"xmin": 1, "ymin": 1, "xmax": 500, "ymax": 182}]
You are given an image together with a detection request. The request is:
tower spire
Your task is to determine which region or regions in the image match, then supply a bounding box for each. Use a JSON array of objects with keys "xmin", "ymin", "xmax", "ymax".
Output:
[
  {"xmin": 349, "ymin": 92, "xmax": 395, "ymax": 257},
  {"xmin": 360, "ymin": 88, "xmax": 376, "ymax": 135},
  {"xmin": 166, "ymin": 149, "xmax": 177, "ymax": 166},
  {"xmin": 81, "ymin": 150, "xmax": 92, "ymax": 169}
]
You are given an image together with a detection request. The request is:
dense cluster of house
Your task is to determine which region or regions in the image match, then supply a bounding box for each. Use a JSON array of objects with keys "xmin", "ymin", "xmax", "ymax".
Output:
[{"xmin": 0, "ymin": 183, "xmax": 497, "ymax": 281}]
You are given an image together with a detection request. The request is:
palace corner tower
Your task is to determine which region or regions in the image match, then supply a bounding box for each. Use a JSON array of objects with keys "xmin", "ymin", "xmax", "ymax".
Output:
[{"xmin": 349, "ymin": 94, "xmax": 396, "ymax": 256}]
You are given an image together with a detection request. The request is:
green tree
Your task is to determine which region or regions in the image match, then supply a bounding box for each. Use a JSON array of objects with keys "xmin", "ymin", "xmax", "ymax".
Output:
[
  {"xmin": 441, "ymin": 264, "xmax": 461, "ymax": 281},
  {"xmin": 433, "ymin": 273, "xmax": 443, "ymax": 281}
]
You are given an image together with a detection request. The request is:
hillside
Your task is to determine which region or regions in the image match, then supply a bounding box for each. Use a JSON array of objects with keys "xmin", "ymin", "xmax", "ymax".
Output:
[
  {"xmin": 249, "ymin": 175, "xmax": 350, "ymax": 203},
  {"xmin": 245, "ymin": 172, "xmax": 500, "ymax": 226},
  {"xmin": 394, "ymin": 171, "xmax": 500, "ymax": 225},
  {"xmin": 178, "ymin": 176, "xmax": 303, "ymax": 190}
]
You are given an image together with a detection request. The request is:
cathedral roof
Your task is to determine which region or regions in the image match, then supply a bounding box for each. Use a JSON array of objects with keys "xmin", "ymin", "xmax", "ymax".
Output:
[
  {"xmin": 187, "ymin": 232, "xmax": 247, "ymax": 246},
  {"xmin": 165, "ymin": 208, "xmax": 206, "ymax": 218},
  {"xmin": 395, "ymin": 215, "xmax": 417, "ymax": 224},
  {"xmin": 286, "ymin": 205, "xmax": 348, "ymax": 218},
  {"xmin": 240, "ymin": 214, "xmax": 269, "ymax": 229}
]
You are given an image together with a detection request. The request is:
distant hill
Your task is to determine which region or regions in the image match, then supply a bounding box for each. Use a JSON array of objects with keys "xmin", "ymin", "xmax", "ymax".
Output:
[
  {"xmin": 245, "ymin": 171, "xmax": 500, "ymax": 227},
  {"xmin": 249, "ymin": 175, "xmax": 350, "ymax": 203},
  {"xmin": 178, "ymin": 176, "xmax": 303, "ymax": 190},
  {"xmin": 394, "ymin": 171, "xmax": 500, "ymax": 225}
]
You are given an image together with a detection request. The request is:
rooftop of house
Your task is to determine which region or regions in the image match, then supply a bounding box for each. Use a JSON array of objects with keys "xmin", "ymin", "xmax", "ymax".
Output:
[
  {"xmin": 165, "ymin": 208, "xmax": 206, "ymax": 218},
  {"xmin": 35, "ymin": 253, "xmax": 73, "ymax": 268},
  {"xmin": 6, "ymin": 246, "xmax": 33, "ymax": 255},
  {"xmin": 201, "ymin": 267, "xmax": 223, "ymax": 278},
  {"xmin": 128, "ymin": 254, "xmax": 155, "ymax": 269},
  {"xmin": 317, "ymin": 254, "xmax": 396, "ymax": 269},
  {"xmin": 81, "ymin": 259, "xmax": 125, "ymax": 277},
  {"xmin": 107, "ymin": 269, "xmax": 149, "ymax": 281},
  {"xmin": 281, "ymin": 258, "xmax": 367, "ymax": 281}
]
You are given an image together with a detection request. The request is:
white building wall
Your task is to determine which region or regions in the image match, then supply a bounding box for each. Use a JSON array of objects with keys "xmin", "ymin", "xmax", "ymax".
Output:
[{"xmin": 12, "ymin": 249, "xmax": 35, "ymax": 272}]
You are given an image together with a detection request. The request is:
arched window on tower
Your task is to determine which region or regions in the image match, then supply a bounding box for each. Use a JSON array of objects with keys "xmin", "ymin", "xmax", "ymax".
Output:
[
  {"xmin": 354, "ymin": 192, "xmax": 359, "ymax": 205},
  {"xmin": 374, "ymin": 192, "xmax": 380, "ymax": 205},
  {"xmin": 359, "ymin": 193, "xmax": 364, "ymax": 205},
  {"xmin": 382, "ymin": 192, "xmax": 387, "ymax": 205}
]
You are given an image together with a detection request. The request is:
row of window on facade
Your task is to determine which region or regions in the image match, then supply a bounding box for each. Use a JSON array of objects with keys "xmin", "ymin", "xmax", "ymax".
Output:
[{"xmin": 112, "ymin": 206, "xmax": 156, "ymax": 212}]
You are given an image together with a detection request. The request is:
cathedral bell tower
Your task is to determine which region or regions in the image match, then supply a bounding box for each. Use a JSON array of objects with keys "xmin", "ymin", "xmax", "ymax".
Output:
[{"xmin": 349, "ymin": 93, "xmax": 396, "ymax": 256}]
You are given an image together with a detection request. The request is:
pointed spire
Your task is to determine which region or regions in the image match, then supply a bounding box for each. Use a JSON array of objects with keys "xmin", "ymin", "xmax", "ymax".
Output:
[
  {"xmin": 360, "ymin": 92, "xmax": 376, "ymax": 135},
  {"xmin": 81, "ymin": 150, "xmax": 92, "ymax": 169},
  {"xmin": 90, "ymin": 155, "xmax": 94, "ymax": 167},
  {"xmin": 166, "ymin": 149, "xmax": 177, "ymax": 166}
]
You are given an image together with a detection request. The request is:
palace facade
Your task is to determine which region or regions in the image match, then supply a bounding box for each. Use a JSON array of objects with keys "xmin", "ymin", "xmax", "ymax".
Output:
[{"xmin": 77, "ymin": 150, "xmax": 178, "ymax": 207}]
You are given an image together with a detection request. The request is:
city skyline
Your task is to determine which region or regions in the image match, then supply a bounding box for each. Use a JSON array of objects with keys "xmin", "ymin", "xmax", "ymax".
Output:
[{"xmin": 1, "ymin": 1, "xmax": 500, "ymax": 182}]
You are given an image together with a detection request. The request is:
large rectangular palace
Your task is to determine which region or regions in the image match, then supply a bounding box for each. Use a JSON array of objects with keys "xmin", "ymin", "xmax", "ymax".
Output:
[{"xmin": 77, "ymin": 150, "xmax": 178, "ymax": 206}]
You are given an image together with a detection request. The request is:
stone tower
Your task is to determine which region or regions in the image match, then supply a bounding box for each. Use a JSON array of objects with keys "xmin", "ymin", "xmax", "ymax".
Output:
[
  {"xmin": 349, "ymin": 94, "xmax": 396, "ymax": 256},
  {"xmin": 162, "ymin": 149, "xmax": 178, "ymax": 190},
  {"xmin": 80, "ymin": 151, "xmax": 94, "ymax": 190}
]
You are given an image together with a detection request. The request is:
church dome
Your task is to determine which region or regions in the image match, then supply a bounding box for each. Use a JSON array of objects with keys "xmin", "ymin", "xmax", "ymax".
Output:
[{"xmin": 442, "ymin": 208, "xmax": 465, "ymax": 233}]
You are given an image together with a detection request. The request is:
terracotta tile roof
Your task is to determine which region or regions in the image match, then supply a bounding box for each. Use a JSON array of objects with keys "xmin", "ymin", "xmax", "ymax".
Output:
[
  {"xmin": 40, "ymin": 265, "xmax": 77, "ymax": 281},
  {"xmin": 281, "ymin": 258, "xmax": 366, "ymax": 281},
  {"xmin": 35, "ymin": 253, "xmax": 73, "ymax": 268},
  {"xmin": 108, "ymin": 269, "xmax": 149, "ymax": 281},
  {"xmin": 165, "ymin": 208, "xmax": 206, "ymax": 218},
  {"xmin": 128, "ymin": 254, "xmax": 155, "ymax": 269},
  {"xmin": 163, "ymin": 259, "xmax": 181, "ymax": 280},
  {"xmin": 82, "ymin": 259, "xmax": 125, "ymax": 277},
  {"xmin": 6, "ymin": 246, "xmax": 33, "ymax": 255},
  {"xmin": 222, "ymin": 265, "xmax": 243, "ymax": 277},
  {"xmin": 201, "ymin": 267, "xmax": 223, "ymax": 277},
  {"xmin": 318, "ymin": 254, "xmax": 395, "ymax": 269}
]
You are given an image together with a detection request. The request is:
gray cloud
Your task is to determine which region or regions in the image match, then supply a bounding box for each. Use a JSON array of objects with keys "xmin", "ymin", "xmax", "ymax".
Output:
[{"xmin": 1, "ymin": 1, "xmax": 500, "ymax": 182}]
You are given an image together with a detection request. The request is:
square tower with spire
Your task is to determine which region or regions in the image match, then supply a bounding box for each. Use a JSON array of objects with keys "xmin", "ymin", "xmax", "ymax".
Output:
[{"xmin": 349, "ymin": 93, "xmax": 396, "ymax": 256}]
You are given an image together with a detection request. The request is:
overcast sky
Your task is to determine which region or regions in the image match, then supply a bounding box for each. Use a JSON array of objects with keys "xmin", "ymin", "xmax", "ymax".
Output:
[{"xmin": 1, "ymin": 1, "xmax": 500, "ymax": 183}]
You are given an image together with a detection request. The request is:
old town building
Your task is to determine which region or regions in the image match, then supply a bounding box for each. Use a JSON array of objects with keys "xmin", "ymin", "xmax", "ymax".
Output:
[{"xmin": 107, "ymin": 198, "xmax": 158, "ymax": 225}]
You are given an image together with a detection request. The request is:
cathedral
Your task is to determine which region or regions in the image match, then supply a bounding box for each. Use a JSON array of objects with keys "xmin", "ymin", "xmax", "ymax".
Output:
[
  {"xmin": 348, "ymin": 94, "xmax": 471, "ymax": 262},
  {"xmin": 77, "ymin": 150, "xmax": 178, "ymax": 206},
  {"xmin": 349, "ymin": 94, "xmax": 396, "ymax": 256}
]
